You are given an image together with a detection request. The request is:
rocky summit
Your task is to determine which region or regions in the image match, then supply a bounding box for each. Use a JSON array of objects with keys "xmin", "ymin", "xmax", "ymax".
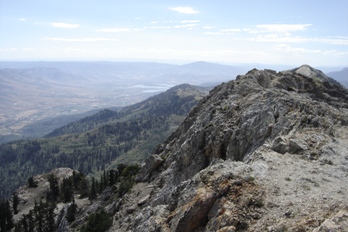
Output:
[{"xmin": 107, "ymin": 65, "xmax": 348, "ymax": 231}]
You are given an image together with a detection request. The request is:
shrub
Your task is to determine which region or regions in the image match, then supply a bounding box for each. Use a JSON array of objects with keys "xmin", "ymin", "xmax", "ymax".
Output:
[
  {"xmin": 80, "ymin": 211, "xmax": 112, "ymax": 232},
  {"xmin": 28, "ymin": 176, "xmax": 38, "ymax": 188}
]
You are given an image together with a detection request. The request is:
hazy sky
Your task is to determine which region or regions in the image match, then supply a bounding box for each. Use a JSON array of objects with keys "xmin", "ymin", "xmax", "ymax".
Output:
[{"xmin": 1, "ymin": 0, "xmax": 347, "ymax": 66}]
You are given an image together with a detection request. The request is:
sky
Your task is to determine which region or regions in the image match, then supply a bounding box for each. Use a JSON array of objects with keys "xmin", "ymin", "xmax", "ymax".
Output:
[{"xmin": 0, "ymin": 0, "xmax": 348, "ymax": 66}]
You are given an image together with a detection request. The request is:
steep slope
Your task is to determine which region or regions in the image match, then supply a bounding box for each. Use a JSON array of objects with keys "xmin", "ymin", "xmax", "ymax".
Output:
[
  {"xmin": 47, "ymin": 84, "xmax": 209, "ymax": 137},
  {"xmin": 0, "ymin": 84, "xmax": 208, "ymax": 200},
  {"xmin": 106, "ymin": 65, "xmax": 348, "ymax": 231}
]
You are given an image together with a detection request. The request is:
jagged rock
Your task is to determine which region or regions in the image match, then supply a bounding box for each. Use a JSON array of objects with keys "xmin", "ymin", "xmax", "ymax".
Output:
[
  {"xmin": 127, "ymin": 204, "xmax": 137, "ymax": 214},
  {"xmin": 137, "ymin": 194, "xmax": 150, "ymax": 206},
  {"xmin": 271, "ymin": 136, "xmax": 289, "ymax": 154},
  {"xmin": 313, "ymin": 207, "xmax": 348, "ymax": 232},
  {"xmin": 104, "ymin": 199, "xmax": 122, "ymax": 215},
  {"xmin": 109, "ymin": 65, "xmax": 348, "ymax": 232},
  {"xmin": 136, "ymin": 154, "xmax": 164, "ymax": 181},
  {"xmin": 134, "ymin": 205, "xmax": 170, "ymax": 232},
  {"xmin": 100, "ymin": 66, "xmax": 348, "ymax": 232}
]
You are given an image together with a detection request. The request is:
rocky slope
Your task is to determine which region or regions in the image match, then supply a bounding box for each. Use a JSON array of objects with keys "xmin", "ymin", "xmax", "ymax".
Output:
[
  {"xmin": 8, "ymin": 65, "xmax": 348, "ymax": 232},
  {"xmin": 104, "ymin": 65, "xmax": 348, "ymax": 231}
]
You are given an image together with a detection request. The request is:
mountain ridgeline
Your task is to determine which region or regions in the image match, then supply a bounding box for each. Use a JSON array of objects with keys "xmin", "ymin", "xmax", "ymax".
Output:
[
  {"xmin": 2, "ymin": 65, "xmax": 348, "ymax": 231},
  {"xmin": 0, "ymin": 84, "xmax": 209, "ymax": 200},
  {"xmin": 46, "ymin": 84, "xmax": 208, "ymax": 137},
  {"xmin": 104, "ymin": 65, "xmax": 347, "ymax": 231}
]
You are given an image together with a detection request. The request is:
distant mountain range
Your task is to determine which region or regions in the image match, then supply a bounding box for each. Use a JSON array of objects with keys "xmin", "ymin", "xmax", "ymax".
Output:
[
  {"xmin": 327, "ymin": 67, "xmax": 348, "ymax": 87},
  {"xmin": 0, "ymin": 61, "xmax": 246, "ymax": 144}
]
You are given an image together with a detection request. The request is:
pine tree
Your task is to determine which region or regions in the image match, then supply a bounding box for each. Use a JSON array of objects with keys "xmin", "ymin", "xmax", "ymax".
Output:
[
  {"xmin": 27, "ymin": 210, "xmax": 34, "ymax": 232},
  {"xmin": 12, "ymin": 192, "xmax": 19, "ymax": 214},
  {"xmin": 66, "ymin": 198, "xmax": 77, "ymax": 223},
  {"xmin": 79, "ymin": 178, "xmax": 89, "ymax": 198},
  {"xmin": 89, "ymin": 177, "xmax": 97, "ymax": 200},
  {"xmin": 0, "ymin": 201, "xmax": 6, "ymax": 232},
  {"xmin": 27, "ymin": 176, "xmax": 38, "ymax": 188},
  {"xmin": 48, "ymin": 174, "xmax": 60, "ymax": 201},
  {"xmin": 21, "ymin": 215, "xmax": 28, "ymax": 232},
  {"xmin": 108, "ymin": 170, "xmax": 116, "ymax": 186},
  {"xmin": 14, "ymin": 223, "xmax": 22, "ymax": 232},
  {"xmin": 45, "ymin": 203, "xmax": 55, "ymax": 232},
  {"xmin": 5, "ymin": 200, "xmax": 14, "ymax": 231},
  {"xmin": 36, "ymin": 200, "xmax": 44, "ymax": 232},
  {"xmin": 61, "ymin": 178, "xmax": 73, "ymax": 203}
]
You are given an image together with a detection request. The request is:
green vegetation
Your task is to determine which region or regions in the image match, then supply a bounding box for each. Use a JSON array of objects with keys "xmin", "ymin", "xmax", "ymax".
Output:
[
  {"xmin": 27, "ymin": 176, "xmax": 38, "ymax": 188},
  {"xmin": 0, "ymin": 84, "xmax": 206, "ymax": 200},
  {"xmin": 0, "ymin": 200, "xmax": 14, "ymax": 231},
  {"xmin": 9, "ymin": 164, "xmax": 138, "ymax": 231},
  {"xmin": 80, "ymin": 211, "xmax": 112, "ymax": 232}
]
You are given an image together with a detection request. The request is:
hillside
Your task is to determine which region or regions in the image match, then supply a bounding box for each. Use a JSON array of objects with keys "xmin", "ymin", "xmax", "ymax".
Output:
[
  {"xmin": 0, "ymin": 84, "xmax": 208, "ymax": 200},
  {"xmin": 106, "ymin": 66, "xmax": 348, "ymax": 231},
  {"xmin": 4, "ymin": 65, "xmax": 348, "ymax": 231},
  {"xmin": 105, "ymin": 65, "xmax": 348, "ymax": 231}
]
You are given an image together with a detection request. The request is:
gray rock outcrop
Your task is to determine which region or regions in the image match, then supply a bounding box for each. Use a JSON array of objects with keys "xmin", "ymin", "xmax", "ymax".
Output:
[{"xmin": 108, "ymin": 65, "xmax": 348, "ymax": 231}]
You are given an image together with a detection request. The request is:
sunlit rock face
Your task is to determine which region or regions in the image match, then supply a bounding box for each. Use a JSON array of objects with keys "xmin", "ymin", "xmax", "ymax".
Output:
[{"xmin": 108, "ymin": 65, "xmax": 348, "ymax": 232}]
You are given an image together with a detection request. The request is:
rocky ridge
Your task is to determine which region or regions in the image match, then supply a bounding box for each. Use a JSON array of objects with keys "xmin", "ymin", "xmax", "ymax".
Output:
[
  {"xmin": 107, "ymin": 65, "xmax": 348, "ymax": 231},
  {"xmin": 9, "ymin": 65, "xmax": 348, "ymax": 231}
]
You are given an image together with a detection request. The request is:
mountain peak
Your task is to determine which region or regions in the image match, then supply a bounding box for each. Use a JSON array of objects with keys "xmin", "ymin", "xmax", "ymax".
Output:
[
  {"xmin": 284, "ymin": 64, "xmax": 341, "ymax": 86},
  {"xmin": 295, "ymin": 64, "xmax": 317, "ymax": 77}
]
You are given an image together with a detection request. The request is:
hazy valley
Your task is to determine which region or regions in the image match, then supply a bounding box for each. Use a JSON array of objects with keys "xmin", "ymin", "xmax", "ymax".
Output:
[{"xmin": 0, "ymin": 61, "xmax": 246, "ymax": 143}]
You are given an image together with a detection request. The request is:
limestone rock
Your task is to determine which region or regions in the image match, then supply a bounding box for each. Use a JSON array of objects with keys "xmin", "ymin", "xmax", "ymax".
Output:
[
  {"xmin": 313, "ymin": 207, "xmax": 348, "ymax": 232},
  {"xmin": 97, "ymin": 65, "xmax": 348, "ymax": 231},
  {"xmin": 136, "ymin": 154, "xmax": 164, "ymax": 181}
]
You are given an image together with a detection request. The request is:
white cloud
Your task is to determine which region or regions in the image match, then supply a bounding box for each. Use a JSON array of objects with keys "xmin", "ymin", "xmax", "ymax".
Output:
[
  {"xmin": 247, "ymin": 34, "xmax": 305, "ymax": 43},
  {"xmin": 203, "ymin": 28, "xmax": 240, "ymax": 35},
  {"xmin": 45, "ymin": 37, "xmax": 118, "ymax": 42},
  {"xmin": 51, "ymin": 22, "xmax": 80, "ymax": 28},
  {"xmin": 0, "ymin": 47, "xmax": 35, "ymax": 52},
  {"xmin": 275, "ymin": 44, "xmax": 321, "ymax": 53},
  {"xmin": 97, "ymin": 28, "xmax": 131, "ymax": 32},
  {"xmin": 202, "ymin": 26, "xmax": 215, "ymax": 29},
  {"xmin": 19, "ymin": 18, "xmax": 27, "ymax": 21},
  {"xmin": 221, "ymin": 29, "xmax": 241, "ymax": 33},
  {"xmin": 169, "ymin": 7, "xmax": 199, "ymax": 14},
  {"xmin": 146, "ymin": 26, "xmax": 172, "ymax": 29},
  {"xmin": 174, "ymin": 24, "xmax": 198, "ymax": 28},
  {"xmin": 247, "ymin": 34, "xmax": 348, "ymax": 45},
  {"xmin": 256, "ymin": 24, "xmax": 312, "ymax": 33},
  {"xmin": 203, "ymin": 32, "xmax": 224, "ymax": 35},
  {"xmin": 312, "ymin": 37, "xmax": 348, "ymax": 45},
  {"xmin": 274, "ymin": 44, "xmax": 348, "ymax": 56},
  {"xmin": 243, "ymin": 28, "xmax": 261, "ymax": 34},
  {"xmin": 181, "ymin": 20, "xmax": 200, "ymax": 23}
]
